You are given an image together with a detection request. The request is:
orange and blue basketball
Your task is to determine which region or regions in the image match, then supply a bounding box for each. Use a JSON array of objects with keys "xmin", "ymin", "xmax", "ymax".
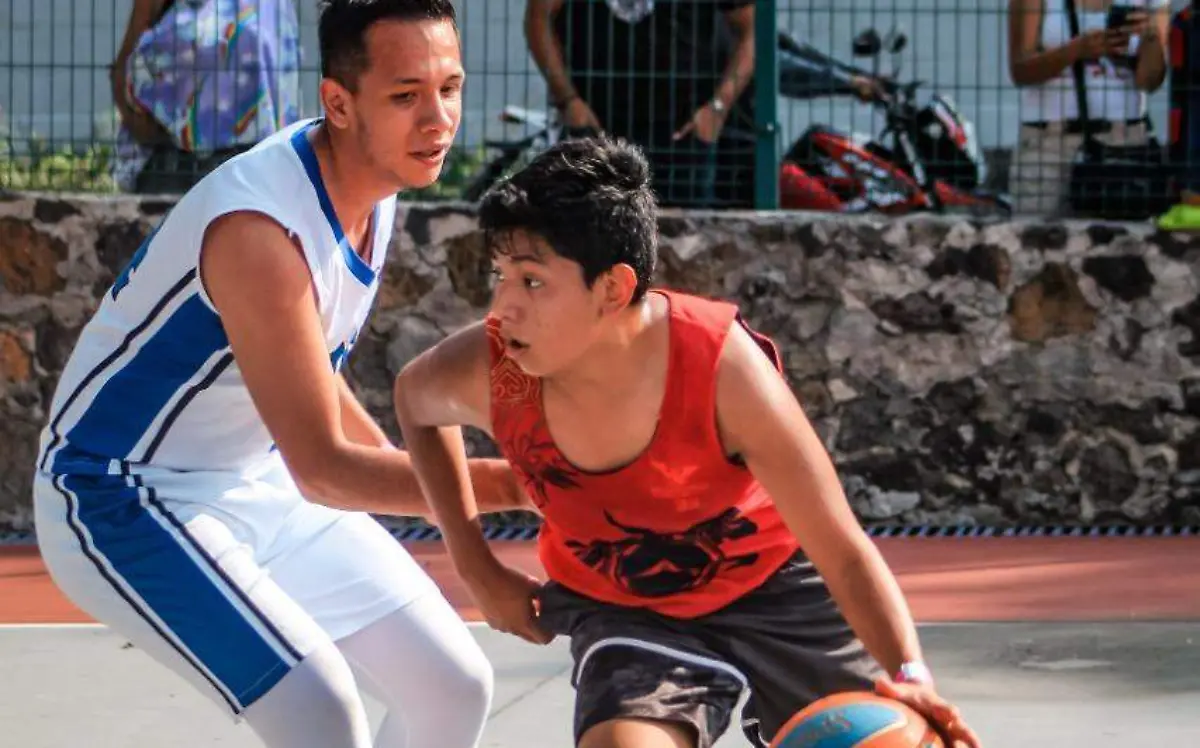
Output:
[{"xmin": 770, "ymin": 692, "xmax": 945, "ymax": 748}]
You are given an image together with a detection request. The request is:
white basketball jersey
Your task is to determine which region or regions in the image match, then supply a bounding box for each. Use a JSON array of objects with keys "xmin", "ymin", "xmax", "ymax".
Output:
[{"xmin": 38, "ymin": 118, "xmax": 396, "ymax": 479}]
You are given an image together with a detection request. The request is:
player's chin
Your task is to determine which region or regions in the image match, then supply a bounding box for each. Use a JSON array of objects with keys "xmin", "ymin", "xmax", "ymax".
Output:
[
  {"xmin": 404, "ymin": 150, "xmax": 451, "ymax": 184},
  {"xmin": 398, "ymin": 166, "xmax": 443, "ymax": 190},
  {"xmin": 509, "ymin": 351, "xmax": 547, "ymax": 377}
]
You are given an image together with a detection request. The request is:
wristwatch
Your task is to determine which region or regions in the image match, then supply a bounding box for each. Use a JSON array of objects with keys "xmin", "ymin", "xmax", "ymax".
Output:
[
  {"xmin": 709, "ymin": 96, "xmax": 727, "ymax": 115},
  {"xmin": 894, "ymin": 661, "xmax": 935, "ymax": 687}
]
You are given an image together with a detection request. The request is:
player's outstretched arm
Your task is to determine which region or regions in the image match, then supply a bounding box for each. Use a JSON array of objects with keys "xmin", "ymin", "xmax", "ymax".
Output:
[
  {"xmin": 393, "ymin": 320, "xmax": 495, "ymax": 548},
  {"xmin": 394, "ymin": 324, "xmax": 552, "ymax": 645},
  {"xmin": 714, "ymin": 324, "xmax": 981, "ymax": 748},
  {"xmin": 198, "ymin": 211, "xmax": 522, "ymax": 518}
]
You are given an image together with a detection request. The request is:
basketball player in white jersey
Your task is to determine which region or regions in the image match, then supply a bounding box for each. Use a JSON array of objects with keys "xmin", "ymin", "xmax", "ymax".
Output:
[{"xmin": 31, "ymin": 2, "xmax": 527, "ymax": 746}]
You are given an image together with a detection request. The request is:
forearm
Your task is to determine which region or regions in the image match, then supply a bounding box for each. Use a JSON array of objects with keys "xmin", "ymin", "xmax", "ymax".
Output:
[
  {"xmin": 1011, "ymin": 40, "xmax": 1080, "ymax": 87},
  {"xmin": 821, "ymin": 541, "xmax": 924, "ymax": 677},
  {"xmin": 774, "ymin": 465, "xmax": 923, "ymax": 674},
  {"xmin": 779, "ymin": 45, "xmax": 862, "ymax": 99},
  {"xmin": 714, "ymin": 31, "xmax": 755, "ymax": 107},
  {"xmin": 397, "ymin": 422, "xmax": 502, "ymax": 581},
  {"xmin": 337, "ymin": 374, "xmax": 392, "ymax": 448},
  {"xmin": 296, "ymin": 432, "xmax": 519, "ymax": 520},
  {"xmin": 526, "ymin": 10, "xmax": 579, "ymax": 105},
  {"xmin": 1134, "ymin": 31, "xmax": 1167, "ymax": 91}
]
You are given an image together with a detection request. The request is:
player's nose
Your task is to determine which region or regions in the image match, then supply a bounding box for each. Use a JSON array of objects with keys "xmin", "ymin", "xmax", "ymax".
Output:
[
  {"xmin": 488, "ymin": 281, "xmax": 523, "ymax": 324},
  {"xmin": 418, "ymin": 93, "xmax": 456, "ymax": 133}
]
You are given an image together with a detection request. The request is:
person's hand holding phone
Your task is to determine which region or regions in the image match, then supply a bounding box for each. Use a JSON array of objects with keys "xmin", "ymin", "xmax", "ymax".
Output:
[{"xmin": 1105, "ymin": 5, "xmax": 1149, "ymax": 60}]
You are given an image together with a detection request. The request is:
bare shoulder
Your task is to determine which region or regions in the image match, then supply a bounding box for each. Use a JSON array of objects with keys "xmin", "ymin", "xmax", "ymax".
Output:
[
  {"xmin": 394, "ymin": 319, "xmax": 494, "ymax": 431},
  {"xmin": 716, "ymin": 319, "xmax": 783, "ymax": 395},
  {"xmin": 714, "ymin": 320, "xmax": 794, "ymax": 455},
  {"xmin": 200, "ymin": 210, "xmax": 310, "ymax": 310}
]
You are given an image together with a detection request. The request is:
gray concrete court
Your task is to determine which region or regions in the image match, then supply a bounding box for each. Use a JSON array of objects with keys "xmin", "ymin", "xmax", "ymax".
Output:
[{"xmin": 2, "ymin": 621, "xmax": 1197, "ymax": 747}]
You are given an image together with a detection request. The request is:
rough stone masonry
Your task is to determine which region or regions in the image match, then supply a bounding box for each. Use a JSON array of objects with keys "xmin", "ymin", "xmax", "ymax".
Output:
[{"xmin": 2, "ymin": 192, "xmax": 1200, "ymax": 534}]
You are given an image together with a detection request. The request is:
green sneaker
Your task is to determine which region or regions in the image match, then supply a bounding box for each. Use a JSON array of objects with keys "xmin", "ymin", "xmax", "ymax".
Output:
[{"xmin": 1157, "ymin": 202, "xmax": 1200, "ymax": 232}]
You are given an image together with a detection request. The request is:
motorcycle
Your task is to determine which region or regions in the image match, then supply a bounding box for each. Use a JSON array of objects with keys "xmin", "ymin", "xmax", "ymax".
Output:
[
  {"xmin": 463, "ymin": 25, "xmax": 1011, "ymax": 217},
  {"xmin": 779, "ymin": 26, "xmax": 1012, "ymax": 217}
]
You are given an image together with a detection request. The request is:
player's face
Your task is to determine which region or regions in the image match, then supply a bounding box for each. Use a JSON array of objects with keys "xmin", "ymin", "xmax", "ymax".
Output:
[
  {"xmin": 489, "ymin": 232, "xmax": 610, "ymax": 378},
  {"xmin": 350, "ymin": 18, "xmax": 463, "ymax": 189}
]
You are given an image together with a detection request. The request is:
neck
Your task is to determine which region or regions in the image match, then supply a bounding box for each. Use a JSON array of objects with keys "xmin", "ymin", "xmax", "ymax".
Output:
[
  {"xmin": 311, "ymin": 122, "xmax": 393, "ymax": 234},
  {"xmin": 547, "ymin": 293, "xmax": 658, "ymax": 396}
]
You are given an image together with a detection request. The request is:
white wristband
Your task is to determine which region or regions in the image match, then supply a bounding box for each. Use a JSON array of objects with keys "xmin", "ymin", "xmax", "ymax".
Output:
[{"xmin": 895, "ymin": 661, "xmax": 935, "ymax": 686}]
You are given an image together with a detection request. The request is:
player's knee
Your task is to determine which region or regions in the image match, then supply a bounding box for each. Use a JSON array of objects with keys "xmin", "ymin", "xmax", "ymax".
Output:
[
  {"xmin": 246, "ymin": 643, "xmax": 371, "ymax": 748},
  {"xmin": 300, "ymin": 647, "xmax": 365, "ymax": 724},
  {"xmin": 409, "ymin": 641, "xmax": 493, "ymax": 737},
  {"xmin": 445, "ymin": 642, "xmax": 494, "ymax": 719}
]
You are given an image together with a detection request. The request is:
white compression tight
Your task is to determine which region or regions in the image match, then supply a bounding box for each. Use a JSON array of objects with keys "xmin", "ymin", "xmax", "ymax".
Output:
[{"xmin": 241, "ymin": 591, "xmax": 494, "ymax": 748}]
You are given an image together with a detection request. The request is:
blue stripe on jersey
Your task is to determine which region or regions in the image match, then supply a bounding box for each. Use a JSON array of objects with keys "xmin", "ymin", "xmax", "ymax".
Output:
[
  {"xmin": 39, "ymin": 270, "xmax": 196, "ymax": 473},
  {"xmin": 289, "ymin": 122, "xmax": 378, "ymax": 288},
  {"xmin": 56, "ymin": 473, "xmax": 297, "ymax": 711},
  {"xmin": 64, "ymin": 291, "xmax": 229, "ymax": 464}
]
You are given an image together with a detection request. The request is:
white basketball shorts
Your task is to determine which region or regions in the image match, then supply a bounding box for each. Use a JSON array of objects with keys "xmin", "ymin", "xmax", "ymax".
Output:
[{"xmin": 32, "ymin": 452, "xmax": 441, "ymax": 719}]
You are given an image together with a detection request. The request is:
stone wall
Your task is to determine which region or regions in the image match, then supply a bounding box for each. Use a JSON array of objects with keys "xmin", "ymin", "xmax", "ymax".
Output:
[{"xmin": 2, "ymin": 191, "xmax": 1199, "ymax": 533}]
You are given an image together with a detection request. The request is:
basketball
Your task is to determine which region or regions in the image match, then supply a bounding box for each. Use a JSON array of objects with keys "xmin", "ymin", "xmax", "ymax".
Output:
[{"xmin": 770, "ymin": 692, "xmax": 945, "ymax": 748}]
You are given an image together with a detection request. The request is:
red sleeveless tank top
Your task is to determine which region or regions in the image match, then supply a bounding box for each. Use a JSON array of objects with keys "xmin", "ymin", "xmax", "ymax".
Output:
[{"xmin": 487, "ymin": 289, "xmax": 800, "ymax": 618}]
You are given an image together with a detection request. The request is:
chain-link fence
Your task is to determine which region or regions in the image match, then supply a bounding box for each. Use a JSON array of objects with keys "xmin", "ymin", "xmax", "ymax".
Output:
[{"xmin": 2, "ymin": 0, "xmax": 1196, "ymax": 220}]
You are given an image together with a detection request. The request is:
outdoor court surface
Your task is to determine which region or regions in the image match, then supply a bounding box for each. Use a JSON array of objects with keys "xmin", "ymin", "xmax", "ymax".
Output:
[{"xmin": 3, "ymin": 535, "xmax": 1199, "ymax": 747}]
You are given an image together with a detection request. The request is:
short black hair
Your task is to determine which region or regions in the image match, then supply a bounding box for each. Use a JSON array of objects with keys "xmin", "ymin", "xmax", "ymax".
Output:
[
  {"xmin": 318, "ymin": 0, "xmax": 457, "ymax": 90},
  {"xmin": 479, "ymin": 135, "xmax": 658, "ymax": 303}
]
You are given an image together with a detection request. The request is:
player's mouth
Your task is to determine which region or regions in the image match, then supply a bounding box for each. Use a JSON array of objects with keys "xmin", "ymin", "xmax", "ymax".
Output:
[
  {"xmin": 504, "ymin": 336, "xmax": 529, "ymax": 355},
  {"xmin": 409, "ymin": 145, "xmax": 450, "ymax": 166}
]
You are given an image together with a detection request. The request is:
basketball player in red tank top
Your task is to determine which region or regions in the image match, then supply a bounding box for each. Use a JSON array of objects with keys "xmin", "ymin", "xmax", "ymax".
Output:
[{"xmin": 394, "ymin": 136, "xmax": 980, "ymax": 748}]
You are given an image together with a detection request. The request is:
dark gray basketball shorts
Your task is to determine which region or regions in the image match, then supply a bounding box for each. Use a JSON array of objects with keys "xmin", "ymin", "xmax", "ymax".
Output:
[{"xmin": 536, "ymin": 551, "xmax": 885, "ymax": 747}]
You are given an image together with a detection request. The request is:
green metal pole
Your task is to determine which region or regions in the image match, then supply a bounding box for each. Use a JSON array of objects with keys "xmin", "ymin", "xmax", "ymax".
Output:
[{"xmin": 753, "ymin": 0, "xmax": 779, "ymax": 211}]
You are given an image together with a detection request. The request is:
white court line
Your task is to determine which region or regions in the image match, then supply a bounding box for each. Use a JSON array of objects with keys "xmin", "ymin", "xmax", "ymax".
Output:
[
  {"xmin": 0, "ymin": 621, "xmax": 1005, "ymax": 631},
  {"xmin": 0, "ymin": 621, "xmax": 495, "ymax": 631}
]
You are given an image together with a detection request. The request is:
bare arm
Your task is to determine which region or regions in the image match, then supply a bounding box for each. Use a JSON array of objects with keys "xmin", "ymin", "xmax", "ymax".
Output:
[
  {"xmin": 393, "ymin": 322, "xmax": 500, "ymax": 577},
  {"xmin": 1008, "ymin": 0, "xmax": 1082, "ymax": 86},
  {"xmin": 715, "ymin": 325, "xmax": 921, "ymax": 677},
  {"xmin": 715, "ymin": 4, "xmax": 756, "ymax": 110},
  {"xmin": 524, "ymin": 0, "xmax": 578, "ymax": 106},
  {"xmin": 111, "ymin": 0, "xmax": 170, "ymax": 143},
  {"xmin": 394, "ymin": 322, "xmax": 550, "ymax": 644},
  {"xmin": 1133, "ymin": 6, "xmax": 1170, "ymax": 92},
  {"xmin": 199, "ymin": 212, "xmax": 522, "ymax": 517}
]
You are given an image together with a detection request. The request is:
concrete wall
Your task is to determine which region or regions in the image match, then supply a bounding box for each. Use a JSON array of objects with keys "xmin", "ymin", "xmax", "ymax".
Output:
[{"xmin": 2, "ymin": 192, "xmax": 1199, "ymax": 533}]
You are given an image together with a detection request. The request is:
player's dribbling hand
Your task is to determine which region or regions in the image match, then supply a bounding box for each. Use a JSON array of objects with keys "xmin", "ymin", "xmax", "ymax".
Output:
[
  {"xmin": 874, "ymin": 677, "xmax": 982, "ymax": 748},
  {"xmin": 469, "ymin": 562, "xmax": 554, "ymax": 646}
]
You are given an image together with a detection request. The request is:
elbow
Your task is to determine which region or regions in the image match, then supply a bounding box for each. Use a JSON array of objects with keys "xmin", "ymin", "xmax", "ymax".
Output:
[
  {"xmin": 524, "ymin": 7, "xmax": 547, "ymax": 50},
  {"xmin": 523, "ymin": 14, "xmax": 536, "ymax": 46},
  {"xmin": 1136, "ymin": 66, "xmax": 1167, "ymax": 93},
  {"xmin": 1008, "ymin": 61, "xmax": 1034, "ymax": 88},
  {"xmin": 277, "ymin": 436, "xmax": 346, "ymax": 508},
  {"xmin": 392, "ymin": 367, "xmax": 418, "ymax": 430},
  {"xmin": 284, "ymin": 449, "xmax": 336, "ymax": 507},
  {"xmin": 823, "ymin": 537, "xmax": 884, "ymax": 588}
]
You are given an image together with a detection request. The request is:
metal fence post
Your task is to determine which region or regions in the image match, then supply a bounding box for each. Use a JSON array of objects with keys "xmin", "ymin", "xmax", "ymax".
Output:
[{"xmin": 753, "ymin": 0, "xmax": 779, "ymax": 211}]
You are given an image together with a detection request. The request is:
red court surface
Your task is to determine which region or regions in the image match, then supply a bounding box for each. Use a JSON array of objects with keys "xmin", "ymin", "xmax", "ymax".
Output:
[{"xmin": 3, "ymin": 537, "xmax": 1199, "ymax": 625}]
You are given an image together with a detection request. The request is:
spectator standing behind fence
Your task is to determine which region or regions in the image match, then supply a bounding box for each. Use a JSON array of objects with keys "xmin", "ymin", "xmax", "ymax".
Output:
[
  {"xmin": 110, "ymin": 0, "xmax": 302, "ymax": 193},
  {"xmin": 1007, "ymin": 0, "xmax": 1170, "ymax": 215},
  {"xmin": 525, "ymin": 0, "xmax": 756, "ymax": 209}
]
